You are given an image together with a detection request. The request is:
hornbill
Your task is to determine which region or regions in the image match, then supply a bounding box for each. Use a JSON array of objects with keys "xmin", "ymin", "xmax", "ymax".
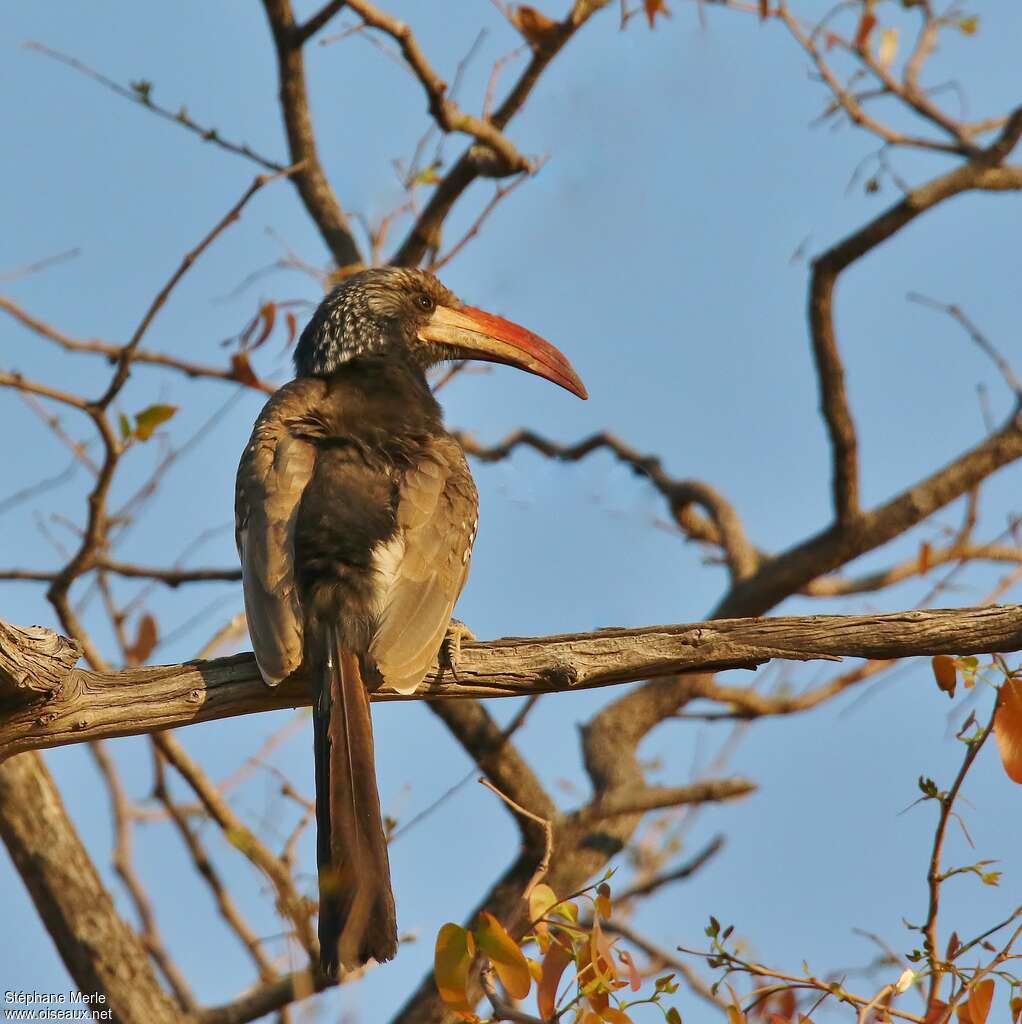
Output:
[{"xmin": 235, "ymin": 267, "xmax": 586, "ymax": 976}]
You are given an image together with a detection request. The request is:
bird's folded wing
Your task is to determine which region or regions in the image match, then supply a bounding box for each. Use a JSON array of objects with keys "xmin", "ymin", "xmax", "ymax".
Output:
[
  {"xmin": 369, "ymin": 435, "xmax": 478, "ymax": 694},
  {"xmin": 235, "ymin": 381, "xmax": 321, "ymax": 686}
]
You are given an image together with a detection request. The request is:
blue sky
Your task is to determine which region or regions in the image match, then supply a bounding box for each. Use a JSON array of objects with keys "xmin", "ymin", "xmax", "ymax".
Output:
[{"xmin": 2, "ymin": 1, "xmax": 1021, "ymax": 1020}]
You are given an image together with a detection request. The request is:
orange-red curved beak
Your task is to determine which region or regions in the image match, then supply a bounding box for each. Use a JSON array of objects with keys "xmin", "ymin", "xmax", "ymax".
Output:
[{"xmin": 417, "ymin": 304, "xmax": 587, "ymax": 400}]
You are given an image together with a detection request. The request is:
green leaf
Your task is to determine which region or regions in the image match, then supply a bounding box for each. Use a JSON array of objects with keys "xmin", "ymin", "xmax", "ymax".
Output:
[
  {"xmin": 133, "ymin": 403, "xmax": 178, "ymax": 441},
  {"xmin": 666, "ymin": 1009, "xmax": 683, "ymax": 1024},
  {"xmin": 118, "ymin": 413, "xmax": 132, "ymax": 442}
]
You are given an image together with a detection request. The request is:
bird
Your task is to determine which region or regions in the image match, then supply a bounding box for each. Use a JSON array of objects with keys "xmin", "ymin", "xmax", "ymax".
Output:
[{"xmin": 234, "ymin": 267, "xmax": 586, "ymax": 977}]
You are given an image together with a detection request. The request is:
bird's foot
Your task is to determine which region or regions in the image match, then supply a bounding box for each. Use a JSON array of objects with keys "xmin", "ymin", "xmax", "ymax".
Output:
[{"xmin": 438, "ymin": 619, "xmax": 476, "ymax": 683}]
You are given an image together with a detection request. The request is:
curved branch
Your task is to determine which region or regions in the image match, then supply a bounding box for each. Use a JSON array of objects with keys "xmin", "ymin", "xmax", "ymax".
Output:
[
  {"xmin": 459, "ymin": 429, "xmax": 757, "ymax": 580},
  {"xmin": 261, "ymin": 0, "xmax": 364, "ymax": 269},
  {"xmin": 807, "ymin": 109, "xmax": 1022, "ymax": 525},
  {"xmin": 391, "ymin": 0, "xmax": 614, "ymax": 267},
  {"xmin": 3, "ymin": 604, "xmax": 1022, "ymax": 760},
  {"xmin": 718, "ymin": 403, "xmax": 1022, "ymax": 617}
]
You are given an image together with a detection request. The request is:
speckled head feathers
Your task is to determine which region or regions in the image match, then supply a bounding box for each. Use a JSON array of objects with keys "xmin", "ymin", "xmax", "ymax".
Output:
[{"xmin": 293, "ymin": 268, "xmax": 459, "ymax": 378}]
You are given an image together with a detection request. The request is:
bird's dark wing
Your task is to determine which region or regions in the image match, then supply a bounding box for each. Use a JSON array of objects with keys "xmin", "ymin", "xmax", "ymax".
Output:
[
  {"xmin": 235, "ymin": 379, "xmax": 323, "ymax": 686},
  {"xmin": 369, "ymin": 435, "xmax": 478, "ymax": 693}
]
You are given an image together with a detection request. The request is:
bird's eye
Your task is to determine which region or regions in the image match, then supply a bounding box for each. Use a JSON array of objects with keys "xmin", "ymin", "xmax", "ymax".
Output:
[{"xmin": 416, "ymin": 293, "xmax": 434, "ymax": 312}]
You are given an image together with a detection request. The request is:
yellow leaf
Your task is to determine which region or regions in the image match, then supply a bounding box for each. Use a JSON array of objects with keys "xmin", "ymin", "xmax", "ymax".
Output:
[
  {"xmin": 895, "ymin": 968, "xmax": 915, "ymax": 994},
  {"xmin": 877, "ymin": 27, "xmax": 898, "ymax": 69},
  {"xmin": 475, "ymin": 912, "xmax": 531, "ymax": 1001},
  {"xmin": 435, "ymin": 923, "xmax": 475, "ymax": 1012},
  {"xmin": 551, "ymin": 899, "xmax": 579, "ymax": 923},
  {"xmin": 527, "ymin": 957, "xmax": 543, "ymax": 983},
  {"xmin": 529, "ymin": 883, "xmax": 558, "ymax": 922},
  {"xmin": 957, "ymin": 15, "xmax": 979, "ymax": 35},
  {"xmin": 133, "ymin": 403, "xmax": 178, "ymax": 442},
  {"xmin": 666, "ymin": 1010, "xmax": 683, "ymax": 1024},
  {"xmin": 932, "ymin": 655, "xmax": 957, "ymax": 699},
  {"xmin": 995, "ymin": 679, "xmax": 1022, "ymax": 783}
]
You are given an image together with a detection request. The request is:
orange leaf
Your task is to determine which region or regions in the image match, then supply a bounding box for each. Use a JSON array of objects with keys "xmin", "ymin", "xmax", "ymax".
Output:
[
  {"xmin": 537, "ymin": 938, "xmax": 573, "ymax": 1019},
  {"xmin": 924, "ymin": 1001, "xmax": 949, "ymax": 1024},
  {"xmin": 251, "ymin": 301, "xmax": 277, "ymax": 351},
  {"xmin": 1010, "ymin": 995, "xmax": 1022, "ymax": 1023},
  {"xmin": 510, "ymin": 5, "xmax": 559, "ymax": 48},
  {"xmin": 125, "ymin": 613, "xmax": 158, "ymax": 667},
  {"xmin": 778, "ymin": 990, "xmax": 796, "ymax": 1018},
  {"xmin": 918, "ymin": 540, "xmax": 932, "ymax": 574},
  {"xmin": 576, "ymin": 937, "xmax": 609, "ymax": 1013},
  {"xmin": 644, "ymin": 0, "xmax": 671, "ymax": 28},
  {"xmin": 727, "ymin": 1007, "xmax": 748, "ymax": 1024},
  {"xmin": 958, "ymin": 980, "xmax": 994, "ymax": 1024},
  {"xmin": 759, "ymin": 0, "xmax": 769, "ymax": 17},
  {"xmin": 602, "ymin": 1010, "xmax": 633, "ymax": 1023},
  {"xmin": 995, "ymin": 679, "xmax": 1022, "ymax": 783},
  {"xmin": 475, "ymin": 912, "xmax": 531, "ymax": 1001},
  {"xmin": 434, "ymin": 923, "xmax": 476, "ymax": 1012},
  {"xmin": 617, "ymin": 949, "xmax": 641, "ymax": 992},
  {"xmin": 285, "ymin": 310, "xmax": 298, "ymax": 347},
  {"xmin": 591, "ymin": 916, "xmax": 618, "ymax": 987},
  {"xmin": 853, "ymin": 11, "xmax": 876, "ymax": 49},
  {"xmin": 932, "ymin": 655, "xmax": 957, "ymax": 699},
  {"xmin": 231, "ymin": 352, "xmax": 263, "ymax": 389}
]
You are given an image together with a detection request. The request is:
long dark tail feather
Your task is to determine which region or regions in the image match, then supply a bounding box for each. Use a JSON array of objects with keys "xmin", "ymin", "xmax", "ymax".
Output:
[{"xmin": 313, "ymin": 626, "xmax": 398, "ymax": 976}]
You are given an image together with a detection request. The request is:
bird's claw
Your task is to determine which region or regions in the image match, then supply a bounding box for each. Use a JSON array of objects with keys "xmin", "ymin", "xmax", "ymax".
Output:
[{"xmin": 438, "ymin": 619, "xmax": 476, "ymax": 682}]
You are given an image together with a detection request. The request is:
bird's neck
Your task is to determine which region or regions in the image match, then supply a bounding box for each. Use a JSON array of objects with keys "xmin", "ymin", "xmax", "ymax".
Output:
[{"xmin": 308, "ymin": 354, "xmax": 444, "ymax": 444}]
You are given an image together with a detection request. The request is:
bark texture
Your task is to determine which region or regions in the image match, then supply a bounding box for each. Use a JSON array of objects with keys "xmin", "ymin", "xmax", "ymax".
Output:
[{"xmin": 0, "ymin": 752, "xmax": 184, "ymax": 1024}]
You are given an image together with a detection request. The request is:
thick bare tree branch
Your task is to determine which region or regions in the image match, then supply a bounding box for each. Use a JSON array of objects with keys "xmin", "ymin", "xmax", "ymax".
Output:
[
  {"xmin": 2, "ymin": 605, "xmax": 1021, "ymax": 760},
  {"xmin": 0, "ymin": 752, "xmax": 182, "ymax": 1024}
]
